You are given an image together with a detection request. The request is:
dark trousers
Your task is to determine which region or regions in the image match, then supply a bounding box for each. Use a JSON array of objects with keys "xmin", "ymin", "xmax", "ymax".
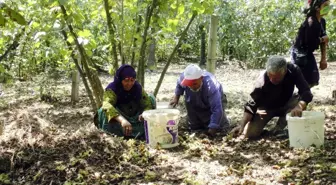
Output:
[
  {"xmin": 244, "ymin": 95, "xmax": 299, "ymax": 138},
  {"xmin": 186, "ymin": 93, "xmax": 229, "ymax": 131},
  {"xmin": 291, "ymin": 49, "xmax": 319, "ymax": 87}
]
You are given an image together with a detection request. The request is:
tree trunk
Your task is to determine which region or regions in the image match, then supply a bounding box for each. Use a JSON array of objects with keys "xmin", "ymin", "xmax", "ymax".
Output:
[
  {"xmin": 154, "ymin": 13, "xmax": 197, "ymax": 97},
  {"xmin": 74, "ymin": 54, "xmax": 97, "ymax": 111},
  {"xmin": 60, "ymin": 4, "xmax": 103, "ymax": 108},
  {"xmin": 147, "ymin": 38, "xmax": 156, "ymax": 71},
  {"xmin": 131, "ymin": 15, "xmax": 142, "ymax": 67},
  {"xmin": 61, "ymin": 30, "xmax": 97, "ymax": 111},
  {"xmin": 147, "ymin": 6, "xmax": 159, "ymax": 72},
  {"xmin": 199, "ymin": 24, "xmax": 206, "ymax": 66},
  {"xmin": 120, "ymin": 0, "xmax": 125, "ymax": 64},
  {"xmin": 137, "ymin": 0, "xmax": 158, "ymax": 87},
  {"xmin": 206, "ymin": 15, "xmax": 219, "ymax": 73},
  {"xmin": 118, "ymin": 42, "xmax": 125, "ymax": 65},
  {"xmin": 71, "ymin": 70, "xmax": 80, "ymax": 103},
  {"xmin": 104, "ymin": 0, "xmax": 119, "ymax": 73}
]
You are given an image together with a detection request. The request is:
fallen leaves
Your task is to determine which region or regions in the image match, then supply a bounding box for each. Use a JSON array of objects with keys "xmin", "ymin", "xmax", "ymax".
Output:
[{"xmin": 0, "ymin": 64, "xmax": 336, "ymax": 184}]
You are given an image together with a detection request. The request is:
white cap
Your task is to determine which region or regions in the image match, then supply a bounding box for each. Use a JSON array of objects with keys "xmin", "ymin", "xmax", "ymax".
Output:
[{"xmin": 181, "ymin": 64, "xmax": 203, "ymax": 86}]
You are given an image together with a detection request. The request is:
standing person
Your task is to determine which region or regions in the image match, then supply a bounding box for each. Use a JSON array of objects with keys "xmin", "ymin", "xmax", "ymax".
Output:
[
  {"xmin": 291, "ymin": 0, "xmax": 331, "ymax": 87},
  {"xmin": 170, "ymin": 64, "xmax": 230, "ymax": 136}
]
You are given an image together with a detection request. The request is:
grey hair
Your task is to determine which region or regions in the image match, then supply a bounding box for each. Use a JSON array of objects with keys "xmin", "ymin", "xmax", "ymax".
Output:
[{"xmin": 266, "ymin": 56, "xmax": 287, "ymax": 73}]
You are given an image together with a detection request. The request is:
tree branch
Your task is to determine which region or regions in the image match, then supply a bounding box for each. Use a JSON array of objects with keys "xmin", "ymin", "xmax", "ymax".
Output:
[{"xmin": 154, "ymin": 13, "xmax": 197, "ymax": 97}]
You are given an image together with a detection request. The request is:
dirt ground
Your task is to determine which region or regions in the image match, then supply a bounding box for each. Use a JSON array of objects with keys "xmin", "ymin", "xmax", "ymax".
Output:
[{"xmin": 0, "ymin": 60, "xmax": 335, "ymax": 185}]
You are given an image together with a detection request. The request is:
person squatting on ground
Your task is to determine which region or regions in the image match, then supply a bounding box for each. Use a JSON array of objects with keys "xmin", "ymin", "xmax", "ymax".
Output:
[
  {"xmin": 170, "ymin": 64, "xmax": 230, "ymax": 137},
  {"xmin": 94, "ymin": 65, "xmax": 156, "ymax": 139},
  {"xmin": 231, "ymin": 56, "xmax": 313, "ymax": 139}
]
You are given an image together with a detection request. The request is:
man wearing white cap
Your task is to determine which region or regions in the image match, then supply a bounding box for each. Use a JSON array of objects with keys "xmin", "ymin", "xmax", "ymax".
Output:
[{"xmin": 170, "ymin": 64, "xmax": 230, "ymax": 136}]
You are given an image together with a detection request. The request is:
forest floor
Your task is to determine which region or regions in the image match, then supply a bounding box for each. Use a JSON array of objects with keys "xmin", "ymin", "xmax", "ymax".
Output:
[{"xmin": 0, "ymin": 59, "xmax": 336, "ymax": 185}]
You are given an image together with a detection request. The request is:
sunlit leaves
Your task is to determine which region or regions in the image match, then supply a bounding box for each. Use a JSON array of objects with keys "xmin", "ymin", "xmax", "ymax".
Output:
[
  {"xmin": 178, "ymin": 5, "xmax": 185, "ymax": 15},
  {"xmin": 332, "ymin": 8, "xmax": 336, "ymax": 16},
  {"xmin": 0, "ymin": 13, "xmax": 6, "ymax": 26},
  {"xmin": 218, "ymin": 0, "xmax": 304, "ymax": 64},
  {"xmin": 202, "ymin": 1, "xmax": 214, "ymax": 14},
  {"xmin": 78, "ymin": 29, "xmax": 91, "ymax": 38},
  {"xmin": 0, "ymin": 64, "xmax": 5, "ymax": 73},
  {"xmin": 58, "ymin": 0, "xmax": 68, "ymax": 6},
  {"xmin": 0, "ymin": 4, "xmax": 27, "ymax": 25},
  {"xmin": 67, "ymin": 35, "xmax": 74, "ymax": 43},
  {"xmin": 71, "ymin": 12, "xmax": 85, "ymax": 25},
  {"xmin": 167, "ymin": 18, "xmax": 179, "ymax": 32},
  {"xmin": 191, "ymin": 1, "xmax": 205, "ymax": 14},
  {"xmin": 181, "ymin": 43, "xmax": 192, "ymax": 50},
  {"xmin": 321, "ymin": 5, "xmax": 332, "ymax": 15}
]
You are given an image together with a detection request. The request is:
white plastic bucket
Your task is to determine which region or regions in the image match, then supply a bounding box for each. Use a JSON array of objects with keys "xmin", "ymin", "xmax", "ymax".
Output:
[
  {"xmin": 286, "ymin": 111, "xmax": 325, "ymax": 148},
  {"xmin": 156, "ymin": 102, "xmax": 170, "ymax": 109},
  {"xmin": 142, "ymin": 109, "xmax": 180, "ymax": 148}
]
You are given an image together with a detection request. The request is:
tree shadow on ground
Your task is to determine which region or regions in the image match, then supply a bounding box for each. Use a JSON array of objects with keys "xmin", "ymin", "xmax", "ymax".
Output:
[{"xmin": 0, "ymin": 128, "xmax": 186, "ymax": 185}]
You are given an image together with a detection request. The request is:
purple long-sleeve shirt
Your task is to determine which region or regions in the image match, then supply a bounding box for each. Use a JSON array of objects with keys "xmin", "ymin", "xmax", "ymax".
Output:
[{"xmin": 175, "ymin": 72, "xmax": 224, "ymax": 129}]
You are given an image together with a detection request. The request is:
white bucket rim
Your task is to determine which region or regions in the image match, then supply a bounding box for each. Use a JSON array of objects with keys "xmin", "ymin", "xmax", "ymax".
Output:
[
  {"xmin": 156, "ymin": 101, "xmax": 170, "ymax": 105},
  {"xmin": 143, "ymin": 108, "xmax": 180, "ymax": 116},
  {"xmin": 156, "ymin": 102, "xmax": 171, "ymax": 109},
  {"xmin": 286, "ymin": 111, "xmax": 325, "ymax": 120}
]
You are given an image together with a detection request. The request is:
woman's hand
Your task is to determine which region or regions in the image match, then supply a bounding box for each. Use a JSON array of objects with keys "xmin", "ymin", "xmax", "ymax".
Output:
[
  {"xmin": 116, "ymin": 115, "xmax": 133, "ymax": 136},
  {"xmin": 138, "ymin": 114, "xmax": 144, "ymax": 122},
  {"xmin": 120, "ymin": 119, "xmax": 132, "ymax": 136},
  {"xmin": 320, "ymin": 59, "xmax": 328, "ymax": 70}
]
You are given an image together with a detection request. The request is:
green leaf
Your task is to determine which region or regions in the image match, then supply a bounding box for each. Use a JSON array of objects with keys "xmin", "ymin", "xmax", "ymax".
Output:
[
  {"xmin": 4, "ymin": 7, "xmax": 27, "ymax": 25},
  {"xmin": 0, "ymin": 13, "xmax": 6, "ymax": 27},
  {"xmin": 181, "ymin": 43, "xmax": 192, "ymax": 50},
  {"xmin": 202, "ymin": 1, "xmax": 214, "ymax": 14},
  {"xmin": 91, "ymin": 10, "xmax": 99, "ymax": 18},
  {"xmin": 0, "ymin": 173, "xmax": 10, "ymax": 184},
  {"xmin": 144, "ymin": 170, "xmax": 157, "ymax": 181},
  {"xmin": 0, "ymin": 64, "xmax": 5, "ymax": 73},
  {"xmin": 34, "ymin": 42, "xmax": 41, "ymax": 48},
  {"xmin": 58, "ymin": 0, "xmax": 68, "ymax": 6},
  {"xmin": 170, "ymin": 3, "xmax": 176, "ymax": 9},
  {"xmin": 192, "ymin": 1, "xmax": 205, "ymax": 14},
  {"xmin": 67, "ymin": 36, "xmax": 74, "ymax": 43},
  {"xmin": 89, "ymin": 39, "xmax": 97, "ymax": 49},
  {"xmin": 31, "ymin": 22, "xmax": 40, "ymax": 29},
  {"xmin": 177, "ymin": 5, "xmax": 185, "ymax": 15},
  {"xmin": 86, "ymin": 49, "xmax": 92, "ymax": 56},
  {"xmin": 56, "ymin": 165, "xmax": 66, "ymax": 171},
  {"xmin": 167, "ymin": 19, "xmax": 178, "ymax": 27},
  {"xmin": 320, "ymin": 5, "xmax": 332, "ymax": 16},
  {"xmin": 332, "ymin": 8, "xmax": 336, "ymax": 16},
  {"xmin": 188, "ymin": 12, "xmax": 194, "ymax": 19},
  {"xmin": 63, "ymin": 181, "xmax": 73, "ymax": 185},
  {"xmin": 162, "ymin": 27, "xmax": 172, "ymax": 32},
  {"xmin": 72, "ymin": 12, "xmax": 84, "ymax": 24},
  {"xmin": 59, "ymin": 49, "xmax": 68, "ymax": 56},
  {"xmin": 78, "ymin": 30, "xmax": 91, "ymax": 38},
  {"xmin": 191, "ymin": 1, "xmax": 201, "ymax": 10}
]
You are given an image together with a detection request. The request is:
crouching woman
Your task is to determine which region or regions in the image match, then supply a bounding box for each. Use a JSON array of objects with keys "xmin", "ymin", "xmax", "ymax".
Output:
[{"xmin": 94, "ymin": 65, "xmax": 156, "ymax": 139}]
